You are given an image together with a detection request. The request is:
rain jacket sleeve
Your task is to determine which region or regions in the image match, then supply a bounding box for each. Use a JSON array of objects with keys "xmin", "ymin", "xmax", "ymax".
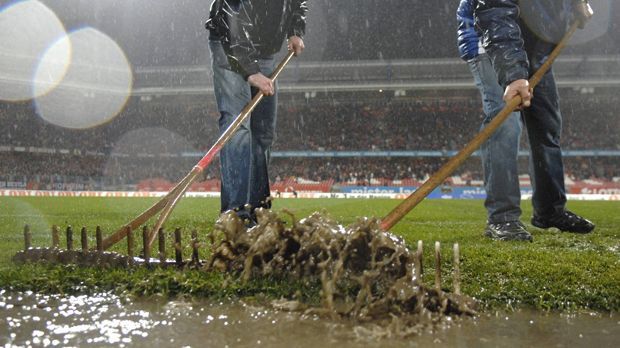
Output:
[
  {"xmin": 474, "ymin": 0, "xmax": 529, "ymax": 87},
  {"xmin": 288, "ymin": 0, "xmax": 308, "ymax": 38},
  {"xmin": 456, "ymin": 0, "xmax": 481, "ymax": 61}
]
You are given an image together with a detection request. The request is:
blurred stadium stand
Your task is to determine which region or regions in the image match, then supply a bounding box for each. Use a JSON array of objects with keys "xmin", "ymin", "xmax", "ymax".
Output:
[{"xmin": 1, "ymin": 0, "xmax": 619, "ymax": 193}]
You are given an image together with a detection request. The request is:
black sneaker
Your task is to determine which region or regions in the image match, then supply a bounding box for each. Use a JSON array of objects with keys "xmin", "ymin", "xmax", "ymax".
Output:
[
  {"xmin": 531, "ymin": 210, "xmax": 594, "ymax": 233},
  {"xmin": 240, "ymin": 214, "xmax": 257, "ymax": 229},
  {"xmin": 484, "ymin": 221, "xmax": 533, "ymax": 242},
  {"xmin": 234, "ymin": 210, "xmax": 257, "ymax": 229}
]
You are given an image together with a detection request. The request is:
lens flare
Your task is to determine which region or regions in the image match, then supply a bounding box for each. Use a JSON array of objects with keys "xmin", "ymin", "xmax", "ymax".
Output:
[
  {"xmin": 33, "ymin": 35, "xmax": 72, "ymax": 98},
  {"xmin": 35, "ymin": 28, "xmax": 133, "ymax": 129},
  {"xmin": 520, "ymin": 0, "xmax": 611, "ymax": 45},
  {"xmin": 0, "ymin": 0, "xmax": 69, "ymax": 101},
  {"xmin": 570, "ymin": 0, "xmax": 611, "ymax": 45}
]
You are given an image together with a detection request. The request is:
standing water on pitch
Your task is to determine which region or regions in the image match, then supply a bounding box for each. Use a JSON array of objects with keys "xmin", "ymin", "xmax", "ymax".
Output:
[{"xmin": 1, "ymin": 290, "xmax": 618, "ymax": 347}]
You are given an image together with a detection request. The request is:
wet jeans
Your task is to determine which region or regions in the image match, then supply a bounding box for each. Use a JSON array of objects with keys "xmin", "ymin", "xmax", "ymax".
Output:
[
  {"xmin": 468, "ymin": 53, "xmax": 567, "ymax": 223},
  {"xmin": 209, "ymin": 40, "xmax": 277, "ymax": 216},
  {"xmin": 469, "ymin": 53, "xmax": 523, "ymax": 223}
]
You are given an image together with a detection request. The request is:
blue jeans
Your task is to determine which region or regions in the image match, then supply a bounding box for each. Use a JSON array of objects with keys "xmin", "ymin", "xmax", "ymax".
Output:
[
  {"xmin": 469, "ymin": 53, "xmax": 523, "ymax": 223},
  {"xmin": 209, "ymin": 40, "xmax": 277, "ymax": 216},
  {"xmin": 469, "ymin": 53, "xmax": 567, "ymax": 222}
]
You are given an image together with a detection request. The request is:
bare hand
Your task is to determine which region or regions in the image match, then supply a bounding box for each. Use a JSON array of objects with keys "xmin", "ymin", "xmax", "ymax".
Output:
[
  {"xmin": 504, "ymin": 79, "xmax": 532, "ymax": 108},
  {"xmin": 574, "ymin": 0, "xmax": 594, "ymax": 29},
  {"xmin": 248, "ymin": 73, "xmax": 274, "ymax": 96},
  {"xmin": 287, "ymin": 36, "xmax": 305, "ymax": 56}
]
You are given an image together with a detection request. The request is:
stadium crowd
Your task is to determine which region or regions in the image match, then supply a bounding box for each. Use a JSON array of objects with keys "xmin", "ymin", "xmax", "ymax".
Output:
[
  {"xmin": 2, "ymin": 92, "xmax": 619, "ymax": 190},
  {"xmin": 2, "ymin": 151, "xmax": 619, "ymax": 190},
  {"xmin": 274, "ymin": 99, "xmax": 481, "ymax": 151},
  {"xmin": 2, "ymin": 94, "xmax": 619, "ymax": 154}
]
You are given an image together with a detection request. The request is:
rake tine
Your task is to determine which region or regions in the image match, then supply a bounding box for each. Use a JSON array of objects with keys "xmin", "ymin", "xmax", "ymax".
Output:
[
  {"xmin": 66, "ymin": 226, "xmax": 73, "ymax": 251},
  {"xmin": 127, "ymin": 226, "xmax": 134, "ymax": 258},
  {"xmin": 379, "ymin": 22, "xmax": 579, "ymax": 231},
  {"xmin": 191, "ymin": 229, "xmax": 200, "ymax": 265},
  {"xmin": 142, "ymin": 225, "xmax": 151, "ymax": 265},
  {"xmin": 52, "ymin": 225, "xmax": 59, "ymax": 249},
  {"xmin": 174, "ymin": 227, "xmax": 183, "ymax": 266},
  {"xmin": 434, "ymin": 241, "xmax": 441, "ymax": 291},
  {"xmin": 453, "ymin": 243, "xmax": 461, "ymax": 295},
  {"xmin": 414, "ymin": 240, "xmax": 422, "ymax": 282},
  {"xmin": 158, "ymin": 228, "xmax": 166, "ymax": 264},
  {"xmin": 81, "ymin": 227, "xmax": 88, "ymax": 252},
  {"xmin": 96, "ymin": 226, "xmax": 103, "ymax": 252},
  {"xmin": 23, "ymin": 225, "xmax": 31, "ymax": 250},
  {"xmin": 417, "ymin": 240, "xmax": 424, "ymax": 275}
]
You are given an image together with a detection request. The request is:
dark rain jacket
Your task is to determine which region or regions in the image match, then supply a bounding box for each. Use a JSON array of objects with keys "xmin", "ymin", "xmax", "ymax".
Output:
[
  {"xmin": 206, "ymin": 0, "xmax": 308, "ymax": 79},
  {"xmin": 474, "ymin": 0, "xmax": 584, "ymax": 87}
]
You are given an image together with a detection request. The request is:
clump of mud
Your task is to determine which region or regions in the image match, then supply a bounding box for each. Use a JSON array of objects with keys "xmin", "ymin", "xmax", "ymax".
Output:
[{"xmin": 207, "ymin": 209, "xmax": 476, "ymax": 336}]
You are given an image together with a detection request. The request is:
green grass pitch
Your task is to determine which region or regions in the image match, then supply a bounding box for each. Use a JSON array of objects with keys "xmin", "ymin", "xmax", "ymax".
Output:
[{"xmin": 0, "ymin": 196, "xmax": 618, "ymax": 311}]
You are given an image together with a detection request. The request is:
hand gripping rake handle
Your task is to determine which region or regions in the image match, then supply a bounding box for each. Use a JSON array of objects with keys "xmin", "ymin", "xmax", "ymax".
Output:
[
  {"xmin": 379, "ymin": 22, "xmax": 579, "ymax": 231},
  {"xmin": 101, "ymin": 50, "xmax": 296, "ymax": 251}
]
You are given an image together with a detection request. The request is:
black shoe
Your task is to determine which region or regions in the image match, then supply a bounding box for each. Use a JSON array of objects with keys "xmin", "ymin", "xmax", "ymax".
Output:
[
  {"xmin": 241, "ymin": 214, "xmax": 257, "ymax": 229},
  {"xmin": 234, "ymin": 210, "xmax": 257, "ymax": 229},
  {"xmin": 531, "ymin": 210, "xmax": 594, "ymax": 233},
  {"xmin": 484, "ymin": 221, "xmax": 533, "ymax": 242}
]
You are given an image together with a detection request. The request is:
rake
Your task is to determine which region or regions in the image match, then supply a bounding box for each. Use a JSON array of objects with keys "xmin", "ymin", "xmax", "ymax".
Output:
[
  {"xmin": 379, "ymin": 22, "xmax": 580, "ymax": 231},
  {"xmin": 101, "ymin": 50, "xmax": 296, "ymax": 251}
]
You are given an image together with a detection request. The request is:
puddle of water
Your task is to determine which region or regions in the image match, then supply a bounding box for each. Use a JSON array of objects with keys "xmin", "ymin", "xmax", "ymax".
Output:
[{"xmin": 0, "ymin": 290, "xmax": 617, "ymax": 347}]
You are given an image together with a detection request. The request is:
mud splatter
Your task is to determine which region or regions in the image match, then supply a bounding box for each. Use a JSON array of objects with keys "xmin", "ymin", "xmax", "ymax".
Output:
[{"xmin": 207, "ymin": 209, "xmax": 476, "ymax": 336}]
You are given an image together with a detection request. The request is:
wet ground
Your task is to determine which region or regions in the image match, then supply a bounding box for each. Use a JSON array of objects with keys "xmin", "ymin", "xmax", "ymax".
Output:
[{"xmin": 0, "ymin": 290, "xmax": 617, "ymax": 347}]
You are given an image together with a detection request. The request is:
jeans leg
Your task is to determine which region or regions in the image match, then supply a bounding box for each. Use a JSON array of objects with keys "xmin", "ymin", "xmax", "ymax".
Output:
[
  {"xmin": 468, "ymin": 54, "xmax": 522, "ymax": 223},
  {"xmin": 249, "ymin": 57, "xmax": 278, "ymax": 210},
  {"xmin": 522, "ymin": 69, "xmax": 567, "ymax": 217},
  {"xmin": 209, "ymin": 40, "xmax": 253, "ymax": 213}
]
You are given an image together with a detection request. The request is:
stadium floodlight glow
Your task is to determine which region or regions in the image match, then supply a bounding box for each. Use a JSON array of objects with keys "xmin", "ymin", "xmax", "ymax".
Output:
[
  {"xmin": 0, "ymin": 0, "xmax": 70, "ymax": 101},
  {"xmin": 34, "ymin": 27, "xmax": 133, "ymax": 129}
]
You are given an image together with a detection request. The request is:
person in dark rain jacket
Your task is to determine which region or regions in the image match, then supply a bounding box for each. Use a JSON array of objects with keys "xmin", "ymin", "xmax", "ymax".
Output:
[
  {"xmin": 206, "ymin": 0, "xmax": 307, "ymax": 225},
  {"xmin": 469, "ymin": 0, "xmax": 595, "ymax": 240}
]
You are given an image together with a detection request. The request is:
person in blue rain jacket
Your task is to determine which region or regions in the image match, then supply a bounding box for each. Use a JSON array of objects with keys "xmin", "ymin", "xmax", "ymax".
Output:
[{"xmin": 457, "ymin": 0, "xmax": 595, "ymax": 241}]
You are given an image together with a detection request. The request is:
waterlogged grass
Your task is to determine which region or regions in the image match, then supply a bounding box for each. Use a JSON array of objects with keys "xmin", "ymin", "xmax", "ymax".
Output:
[
  {"xmin": 0, "ymin": 197, "xmax": 618, "ymax": 312},
  {"xmin": 0, "ymin": 264, "xmax": 322, "ymax": 306}
]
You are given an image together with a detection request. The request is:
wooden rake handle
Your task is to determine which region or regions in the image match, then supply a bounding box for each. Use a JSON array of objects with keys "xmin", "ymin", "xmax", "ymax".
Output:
[
  {"xmin": 101, "ymin": 50, "xmax": 296, "ymax": 251},
  {"xmin": 379, "ymin": 22, "xmax": 579, "ymax": 231}
]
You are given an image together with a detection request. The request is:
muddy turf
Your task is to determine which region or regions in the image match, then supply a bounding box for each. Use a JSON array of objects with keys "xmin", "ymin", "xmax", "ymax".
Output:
[{"xmin": 0, "ymin": 197, "xmax": 618, "ymax": 313}]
